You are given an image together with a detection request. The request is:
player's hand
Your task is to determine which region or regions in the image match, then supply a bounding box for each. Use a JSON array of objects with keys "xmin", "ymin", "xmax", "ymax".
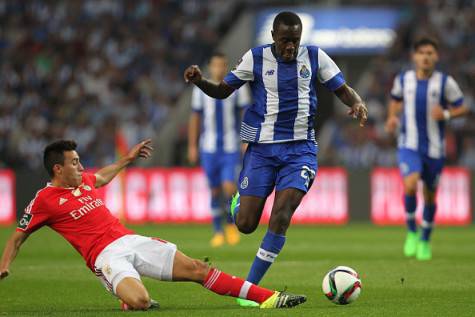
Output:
[
  {"xmin": 126, "ymin": 139, "xmax": 153, "ymax": 162},
  {"xmin": 184, "ymin": 65, "xmax": 202, "ymax": 84},
  {"xmin": 385, "ymin": 116, "xmax": 400, "ymax": 134},
  {"xmin": 188, "ymin": 145, "xmax": 199, "ymax": 165},
  {"xmin": 348, "ymin": 103, "xmax": 368, "ymax": 127},
  {"xmin": 0, "ymin": 269, "xmax": 9, "ymax": 280},
  {"xmin": 431, "ymin": 105, "xmax": 446, "ymax": 121}
]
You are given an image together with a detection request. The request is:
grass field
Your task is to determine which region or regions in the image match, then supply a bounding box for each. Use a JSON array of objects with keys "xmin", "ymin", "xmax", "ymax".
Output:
[{"xmin": 0, "ymin": 224, "xmax": 474, "ymax": 317}]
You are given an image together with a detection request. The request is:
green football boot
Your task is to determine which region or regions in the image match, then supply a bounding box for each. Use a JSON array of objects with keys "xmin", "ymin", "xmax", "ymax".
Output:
[
  {"xmin": 416, "ymin": 240, "xmax": 432, "ymax": 261},
  {"xmin": 230, "ymin": 192, "xmax": 240, "ymax": 222},
  {"xmin": 237, "ymin": 298, "xmax": 260, "ymax": 307},
  {"xmin": 403, "ymin": 231, "xmax": 418, "ymax": 257}
]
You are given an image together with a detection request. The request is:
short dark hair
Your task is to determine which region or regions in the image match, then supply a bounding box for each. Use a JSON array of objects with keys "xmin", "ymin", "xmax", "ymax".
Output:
[
  {"xmin": 413, "ymin": 37, "xmax": 439, "ymax": 51},
  {"xmin": 273, "ymin": 11, "xmax": 302, "ymax": 31},
  {"xmin": 208, "ymin": 52, "xmax": 227, "ymax": 64},
  {"xmin": 43, "ymin": 140, "xmax": 77, "ymax": 177}
]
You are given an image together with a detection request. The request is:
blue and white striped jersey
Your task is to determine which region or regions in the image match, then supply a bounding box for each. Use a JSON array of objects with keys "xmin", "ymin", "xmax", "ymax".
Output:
[
  {"xmin": 223, "ymin": 44, "xmax": 345, "ymax": 143},
  {"xmin": 391, "ymin": 70, "xmax": 464, "ymax": 159},
  {"xmin": 192, "ymin": 85, "xmax": 251, "ymax": 153}
]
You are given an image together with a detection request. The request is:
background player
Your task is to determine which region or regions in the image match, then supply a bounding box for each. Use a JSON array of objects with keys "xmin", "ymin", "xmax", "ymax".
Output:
[
  {"xmin": 0, "ymin": 139, "xmax": 306, "ymax": 310},
  {"xmin": 385, "ymin": 37, "xmax": 469, "ymax": 260},
  {"xmin": 188, "ymin": 52, "xmax": 251, "ymax": 247},
  {"xmin": 184, "ymin": 11, "xmax": 368, "ymax": 306}
]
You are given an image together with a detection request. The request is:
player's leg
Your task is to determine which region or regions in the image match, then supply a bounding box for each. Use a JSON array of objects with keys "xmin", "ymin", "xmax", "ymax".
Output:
[
  {"xmin": 115, "ymin": 277, "xmax": 151, "ymax": 310},
  {"xmin": 171, "ymin": 250, "xmax": 306, "ymax": 308},
  {"xmin": 416, "ymin": 157, "xmax": 444, "ymax": 260},
  {"xmin": 221, "ymin": 153, "xmax": 241, "ymax": 244},
  {"xmin": 231, "ymin": 144, "xmax": 276, "ymax": 234},
  {"xmin": 201, "ymin": 153, "xmax": 225, "ymax": 246},
  {"xmin": 398, "ymin": 149, "xmax": 422, "ymax": 257},
  {"xmin": 245, "ymin": 141, "xmax": 317, "ymax": 286}
]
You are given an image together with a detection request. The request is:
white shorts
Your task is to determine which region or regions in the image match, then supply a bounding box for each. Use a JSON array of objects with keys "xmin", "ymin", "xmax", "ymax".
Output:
[{"xmin": 94, "ymin": 234, "xmax": 177, "ymax": 294}]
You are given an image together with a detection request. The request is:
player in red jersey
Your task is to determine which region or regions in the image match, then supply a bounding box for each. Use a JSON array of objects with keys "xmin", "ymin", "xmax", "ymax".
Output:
[{"xmin": 0, "ymin": 139, "xmax": 306, "ymax": 310}]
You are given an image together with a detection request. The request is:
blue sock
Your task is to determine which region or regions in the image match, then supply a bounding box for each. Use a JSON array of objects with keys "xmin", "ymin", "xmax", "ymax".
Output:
[
  {"xmin": 404, "ymin": 194, "xmax": 417, "ymax": 233},
  {"xmin": 247, "ymin": 230, "xmax": 286, "ymax": 285},
  {"xmin": 211, "ymin": 196, "xmax": 223, "ymax": 233},
  {"xmin": 421, "ymin": 204, "xmax": 436, "ymax": 241}
]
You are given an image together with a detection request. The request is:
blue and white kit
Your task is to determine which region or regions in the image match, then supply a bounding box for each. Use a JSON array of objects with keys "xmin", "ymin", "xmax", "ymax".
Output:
[
  {"xmin": 224, "ymin": 44, "xmax": 345, "ymax": 196},
  {"xmin": 391, "ymin": 70, "xmax": 464, "ymax": 189}
]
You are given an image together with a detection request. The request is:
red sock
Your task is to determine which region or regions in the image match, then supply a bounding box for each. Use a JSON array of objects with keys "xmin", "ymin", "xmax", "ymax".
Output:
[{"xmin": 203, "ymin": 268, "xmax": 274, "ymax": 303}]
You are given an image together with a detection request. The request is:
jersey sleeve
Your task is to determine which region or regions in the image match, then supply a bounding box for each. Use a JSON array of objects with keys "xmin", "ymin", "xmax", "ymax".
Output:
[
  {"xmin": 390, "ymin": 73, "xmax": 404, "ymax": 101},
  {"xmin": 191, "ymin": 86, "xmax": 204, "ymax": 113},
  {"xmin": 444, "ymin": 75, "xmax": 464, "ymax": 107},
  {"xmin": 224, "ymin": 50, "xmax": 254, "ymax": 89},
  {"xmin": 16, "ymin": 195, "xmax": 49, "ymax": 234},
  {"xmin": 236, "ymin": 85, "xmax": 252, "ymax": 109},
  {"xmin": 317, "ymin": 48, "xmax": 345, "ymax": 91}
]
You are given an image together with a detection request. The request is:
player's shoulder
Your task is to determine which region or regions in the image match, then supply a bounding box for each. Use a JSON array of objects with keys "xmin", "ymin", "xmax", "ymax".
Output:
[
  {"xmin": 26, "ymin": 185, "xmax": 52, "ymax": 211},
  {"xmin": 249, "ymin": 44, "xmax": 272, "ymax": 56},
  {"xmin": 81, "ymin": 173, "xmax": 96, "ymax": 186}
]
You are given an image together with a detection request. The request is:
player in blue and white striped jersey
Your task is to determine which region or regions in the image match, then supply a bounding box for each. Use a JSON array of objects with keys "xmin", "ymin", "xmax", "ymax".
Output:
[
  {"xmin": 188, "ymin": 53, "xmax": 251, "ymax": 248},
  {"xmin": 185, "ymin": 12, "xmax": 367, "ymax": 307},
  {"xmin": 385, "ymin": 37, "xmax": 469, "ymax": 261}
]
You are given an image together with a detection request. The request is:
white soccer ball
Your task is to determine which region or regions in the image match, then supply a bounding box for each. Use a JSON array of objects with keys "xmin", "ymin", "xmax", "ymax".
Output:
[{"xmin": 322, "ymin": 266, "xmax": 362, "ymax": 305}]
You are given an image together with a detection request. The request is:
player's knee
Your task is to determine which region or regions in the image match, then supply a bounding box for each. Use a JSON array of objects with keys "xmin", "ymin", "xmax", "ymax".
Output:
[
  {"xmin": 235, "ymin": 217, "xmax": 258, "ymax": 234},
  {"xmin": 126, "ymin": 293, "xmax": 151, "ymax": 310},
  {"xmin": 270, "ymin": 210, "xmax": 292, "ymax": 233}
]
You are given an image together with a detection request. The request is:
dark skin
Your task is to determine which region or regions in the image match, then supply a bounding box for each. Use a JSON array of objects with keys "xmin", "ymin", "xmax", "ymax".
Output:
[{"xmin": 184, "ymin": 22, "xmax": 368, "ymax": 235}]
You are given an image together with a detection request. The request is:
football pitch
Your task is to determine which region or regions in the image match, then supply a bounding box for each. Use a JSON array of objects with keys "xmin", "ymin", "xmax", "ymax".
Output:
[{"xmin": 0, "ymin": 224, "xmax": 474, "ymax": 317}]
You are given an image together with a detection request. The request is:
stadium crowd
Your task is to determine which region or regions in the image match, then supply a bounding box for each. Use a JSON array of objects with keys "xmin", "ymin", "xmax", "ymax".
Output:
[
  {"xmin": 0, "ymin": 0, "xmax": 474, "ymax": 170},
  {"xmin": 318, "ymin": 0, "xmax": 475, "ymax": 168},
  {"xmin": 0, "ymin": 0, "xmax": 235, "ymax": 169}
]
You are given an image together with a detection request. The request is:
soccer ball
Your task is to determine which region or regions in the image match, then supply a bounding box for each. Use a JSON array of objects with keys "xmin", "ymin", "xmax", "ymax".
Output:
[{"xmin": 322, "ymin": 266, "xmax": 362, "ymax": 305}]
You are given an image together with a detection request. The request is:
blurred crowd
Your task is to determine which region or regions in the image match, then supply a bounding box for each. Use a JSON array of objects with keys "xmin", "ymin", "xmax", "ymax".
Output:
[
  {"xmin": 319, "ymin": 0, "xmax": 475, "ymax": 169},
  {"xmin": 1, "ymin": 0, "xmax": 474, "ymax": 170},
  {"xmin": 0, "ymin": 0, "xmax": 233, "ymax": 169}
]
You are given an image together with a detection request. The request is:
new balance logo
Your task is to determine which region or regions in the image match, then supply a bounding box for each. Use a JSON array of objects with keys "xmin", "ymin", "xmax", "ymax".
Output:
[
  {"xmin": 59, "ymin": 197, "xmax": 68, "ymax": 205},
  {"xmin": 265, "ymin": 69, "xmax": 275, "ymax": 76}
]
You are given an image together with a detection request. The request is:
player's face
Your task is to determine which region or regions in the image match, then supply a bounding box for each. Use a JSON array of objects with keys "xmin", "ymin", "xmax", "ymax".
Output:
[
  {"xmin": 272, "ymin": 23, "xmax": 302, "ymax": 62},
  {"xmin": 209, "ymin": 56, "xmax": 228, "ymax": 82},
  {"xmin": 56, "ymin": 151, "xmax": 84, "ymax": 187},
  {"xmin": 413, "ymin": 44, "xmax": 438, "ymax": 72}
]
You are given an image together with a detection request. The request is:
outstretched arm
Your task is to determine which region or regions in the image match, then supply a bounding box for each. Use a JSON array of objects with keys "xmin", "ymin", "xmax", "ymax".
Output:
[
  {"xmin": 334, "ymin": 84, "xmax": 368, "ymax": 127},
  {"xmin": 0, "ymin": 231, "xmax": 30, "ymax": 280},
  {"xmin": 184, "ymin": 65, "xmax": 235, "ymax": 99},
  {"xmin": 188, "ymin": 112, "xmax": 201, "ymax": 165},
  {"xmin": 94, "ymin": 139, "xmax": 153, "ymax": 188}
]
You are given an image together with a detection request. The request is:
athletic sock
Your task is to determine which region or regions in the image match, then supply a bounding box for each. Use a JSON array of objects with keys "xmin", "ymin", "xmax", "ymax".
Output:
[
  {"xmin": 211, "ymin": 196, "xmax": 223, "ymax": 233},
  {"xmin": 404, "ymin": 194, "xmax": 417, "ymax": 233},
  {"xmin": 203, "ymin": 268, "xmax": 274, "ymax": 303},
  {"xmin": 247, "ymin": 230, "xmax": 286, "ymax": 284},
  {"xmin": 421, "ymin": 204, "xmax": 436, "ymax": 241}
]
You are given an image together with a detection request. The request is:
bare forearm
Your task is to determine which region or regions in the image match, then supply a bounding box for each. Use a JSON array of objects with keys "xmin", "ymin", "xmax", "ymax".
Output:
[
  {"xmin": 334, "ymin": 84, "xmax": 363, "ymax": 107},
  {"xmin": 95, "ymin": 157, "xmax": 131, "ymax": 187},
  {"xmin": 448, "ymin": 105, "xmax": 470, "ymax": 119},
  {"xmin": 188, "ymin": 114, "xmax": 201, "ymax": 149},
  {"xmin": 388, "ymin": 100, "xmax": 403, "ymax": 118},
  {"xmin": 195, "ymin": 78, "xmax": 234, "ymax": 99},
  {"xmin": 1, "ymin": 233, "xmax": 27, "ymax": 273}
]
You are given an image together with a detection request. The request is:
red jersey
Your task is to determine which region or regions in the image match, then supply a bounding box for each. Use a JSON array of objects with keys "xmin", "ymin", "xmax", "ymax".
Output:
[{"xmin": 16, "ymin": 173, "xmax": 133, "ymax": 270}]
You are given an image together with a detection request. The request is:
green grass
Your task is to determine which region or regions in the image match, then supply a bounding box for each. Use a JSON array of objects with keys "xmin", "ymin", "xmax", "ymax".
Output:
[{"xmin": 0, "ymin": 224, "xmax": 474, "ymax": 316}]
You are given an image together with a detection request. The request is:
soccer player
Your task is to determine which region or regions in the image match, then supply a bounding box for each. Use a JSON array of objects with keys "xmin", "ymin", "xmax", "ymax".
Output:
[
  {"xmin": 188, "ymin": 52, "xmax": 250, "ymax": 247},
  {"xmin": 0, "ymin": 139, "xmax": 306, "ymax": 310},
  {"xmin": 184, "ymin": 11, "xmax": 368, "ymax": 306},
  {"xmin": 385, "ymin": 37, "xmax": 469, "ymax": 260}
]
